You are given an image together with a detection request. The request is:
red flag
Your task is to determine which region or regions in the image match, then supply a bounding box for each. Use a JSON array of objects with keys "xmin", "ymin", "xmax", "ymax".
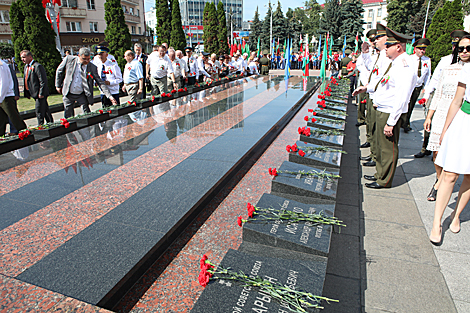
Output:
[
  {"xmin": 42, "ymin": 0, "xmax": 49, "ymax": 8},
  {"xmin": 300, "ymin": 43, "xmax": 303, "ymax": 53},
  {"xmin": 52, "ymin": 0, "xmax": 61, "ymax": 6},
  {"xmin": 56, "ymin": 11, "xmax": 60, "ymax": 32}
]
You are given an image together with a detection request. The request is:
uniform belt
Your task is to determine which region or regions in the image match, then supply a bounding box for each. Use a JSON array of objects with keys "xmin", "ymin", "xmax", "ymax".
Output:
[
  {"xmin": 461, "ymin": 100, "xmax": 470, "ymax": 114},
  {"xmin": 262, "ymin": 65, "xmax": 269, "ymax": 67}
]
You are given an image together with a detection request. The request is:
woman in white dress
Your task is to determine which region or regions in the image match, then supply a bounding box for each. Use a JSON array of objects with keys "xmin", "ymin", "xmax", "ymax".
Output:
[
  {"xmin": 423, "ymin": 37, "xmax": 470, "ymax": 201},
  {"xmin": 429, "ymin": 36, "xmax": 470, "ymax": 245}
]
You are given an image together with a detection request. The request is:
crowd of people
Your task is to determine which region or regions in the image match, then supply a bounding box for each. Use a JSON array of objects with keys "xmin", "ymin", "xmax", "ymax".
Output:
[
  {"xmin": 0, "ymin": 42, "xmax": 276, "ymax": 136},
  {"xmin": 350, "ymin": 22, "xmax": 470, "ymax": 246}
]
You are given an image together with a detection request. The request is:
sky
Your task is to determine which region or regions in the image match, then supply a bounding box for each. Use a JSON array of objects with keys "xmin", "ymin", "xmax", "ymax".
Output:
[{"xmin": 144, "ymin": 0, "xmax": 326, "ymax": 22}]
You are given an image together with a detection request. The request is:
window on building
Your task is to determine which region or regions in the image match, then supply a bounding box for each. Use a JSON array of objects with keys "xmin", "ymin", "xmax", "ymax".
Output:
[
  {"xmin": 62, "ymin": 0, "xmax": 78, "ymax": 8},
  {"xmin": 136, "ymin": 9, "xmax": 140, "ymax": 17},
  {"xmin": 368, "ymin": 9, "xmax": 373, "ymax": 17},
  {"xmin": 131, "ymin": 26, "xmax": 136, "ymax": 34},
  {"xmin": 122, "ymin": 5, "xmax": 127, "ymax": 13},
  {"xmin": 66, "ymin": 21, "xmax": 82, "ymax": 32},
  {"xmin": 130, "ymin": 7, "xmax": 134, "ymax": 15},
  {"xmin": 86, "ymin": 0, "xmax": 95, "ymax": 10},
  {"xmin": 377, "ymin": 8, "xmax": 382, "ymax": 17},
  {"xmin": 138, "ymin": 27, "xmax": 141, "ymax": 34},
  {"xmin": 0, "ymin": 10, "xmax": 10, "ymax": 23},
  {"xmin": 89, "ymin": 22, "xmax": 98, "ymax": 32}
]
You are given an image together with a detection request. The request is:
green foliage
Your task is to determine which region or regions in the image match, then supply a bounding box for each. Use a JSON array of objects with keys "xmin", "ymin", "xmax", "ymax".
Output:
[
  {"xmin": 408, "ymin": 0, "xmax": 444, "ymax": 36},
  {"xmin": 261, "ymin": 1, "xmax": 272, "ymax": 50},
  {"xmin": 249, "ymin": 7, "xmax": 262, "ymax": 52},
  {"xmin": 104, "ymin": 0, "xmax": 132, "ymax": 70},
  {"xmin": 386, "ymin": 0, "xmax": 424, "ymax": 35},
  {"xmin": 339, "ymin": 0, "xmax": 364, "ymax": 51},
  {"xmin": 9, "ymin": 0, "xmax": 29, "ymax": 72},
  {"xmin": 202, "ymin": 2, "xmax": 218, "ymax": 53},
  {"xmin": 286, "ymin": 8, "xmax": 302, "ymax": 51},
  {"xmin": 170, "ymin": 0, "xmax": 186, "ymax": 51},
  {"xmin": 217, "ymin": 1, "xmax": 229, "ymax": 55},
  {"xmin": 319, "ymin": 0, "xmax": 342, "ymax": 40},
  {"xmin": 272, "ymin": 1, "xmax": 286, "ymax": 45},
  {"xmin": 156, "ymin": 0, "xmax": 171, "ymax": 45},
  {"xmin": 426, "ymin": 0, "xmax": 464, "ymax": 72},
  {"xmin": 0, "ymin": 42, "xmax": 15, "ymax": 59},
  {"xmin": 21, "ymin": 0, "xmax": 61, "ymax": 92}
]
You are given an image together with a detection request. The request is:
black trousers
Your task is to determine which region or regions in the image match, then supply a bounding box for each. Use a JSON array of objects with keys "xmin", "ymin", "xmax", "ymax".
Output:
[
  {"xmin": 0, "ymin": 96, "xmax": 27, "ymax": 136},
  {"xmin": 187, "ymin": 76, "xmax": 196, "ymax": 86},
  {"xmin": 404, "ymin": 86, "xmax": 423, "ymax": 129},
  {"xmin": 35, "ymin": 97, "xmax": 53, "ymax": 125}
]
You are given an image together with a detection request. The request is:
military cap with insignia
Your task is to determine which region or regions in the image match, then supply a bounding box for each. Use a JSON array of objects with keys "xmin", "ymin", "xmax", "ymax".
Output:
[
  {"xmin": 451, "ymin": 30, "xmax": 470, "ymax": 43},
  {"xmin": 375, "ymin": 23, "xmax": 387, "ymax": 38},
  {"xmin": 262, "ymin": 49, "xmax": 269, "ymax": 54},
  {"xmin": 385, "ymin": 28, "xmax": 414, "ymax": 45},
  {"xmin": 184, "ymin": 46, "xmax": 194, "ymax": 51},
  {"xmin": 96, "ymin": 46, "xmax": 110, "ymax": 53},
  {"xmin": 345, "ymin": 48, "xmax": 352, "ymax": 54},
  {"xmin": 413, "ymin": 38, "xmax": 430, "ymax": 48},
  {"xmin": 202, "ymin": 52, "xmax": 210, "ymax": 57},
  {"xmin": 366, "ymin": 29, "xmax": 377, "ymax": 41}
]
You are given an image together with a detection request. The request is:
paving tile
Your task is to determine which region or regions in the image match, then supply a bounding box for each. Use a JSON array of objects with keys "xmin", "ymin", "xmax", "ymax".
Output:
[
  {"xmin": 434, "ymin": 249, "xmax": 470, "ymax": 303},
  {"xmin": 325, "ymin": 233, "xmax": 361, "ymax": 279},
  {"xmin": 454, "ymin": 300, "xmax": 470, "ymax": 313},
  {"xmin": 322, "ymin": 274, "xmax": 362, "ymax": 313},
  {"xmin": 362, "ymin": 194, "xmax": 423, "ymax": 226}
]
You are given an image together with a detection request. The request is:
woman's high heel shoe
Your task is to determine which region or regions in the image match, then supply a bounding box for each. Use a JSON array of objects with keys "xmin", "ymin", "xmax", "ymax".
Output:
[{"xmin": 429, "ymin": 226, "xmax": 442, "ymax": 246}]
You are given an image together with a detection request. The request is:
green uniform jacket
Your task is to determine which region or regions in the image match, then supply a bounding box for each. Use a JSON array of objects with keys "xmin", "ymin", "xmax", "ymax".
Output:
[
  {"xmin": 340, "ymin": 56, "xmax": 351, "ymax": 76},
  {"xmin": 259, "ymin": 57, "xmax": 270, "ymax": 75}
]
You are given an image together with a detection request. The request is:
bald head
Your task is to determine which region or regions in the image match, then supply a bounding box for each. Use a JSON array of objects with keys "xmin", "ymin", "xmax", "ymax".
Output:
[{"xmin": 176, "ymin": 50, "xmax": 183, "ymax": 58}]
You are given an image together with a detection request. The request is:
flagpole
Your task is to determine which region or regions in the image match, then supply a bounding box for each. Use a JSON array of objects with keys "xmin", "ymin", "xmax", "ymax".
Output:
[{"xmin": 423, "ymin": 0, "xmax": 431, "ymax": 38}]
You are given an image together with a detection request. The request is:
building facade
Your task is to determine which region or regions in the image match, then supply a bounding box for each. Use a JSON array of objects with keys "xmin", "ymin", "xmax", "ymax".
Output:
[
  {"xmin": 0, "ymin": 0, "xmax": 146, "ymax": 54},
  {"xmin": 362, "ymin": 0, "xmax": 387, "ymax": 38}
]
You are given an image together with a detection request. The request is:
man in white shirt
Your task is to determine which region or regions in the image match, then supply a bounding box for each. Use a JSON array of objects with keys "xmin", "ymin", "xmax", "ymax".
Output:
[
  {"xmin": 92, "ymin": 42, "xmax": 116, "ymax": 65},
  {"xmin": 0, "ymin": 60, "xmax": 26, "ymax": 135},
  {"xmin": 147, "ymin": 45, "xmax": 177, "ymax": 94},
  {"xmin": 134, "ymin": 43, "xmax": 148, "ymax": 99},
  {"xmin": 94, "ymin": 47, "xmax": 123, "ymax": 108},
  {"xmin": 176, "ymin": 50, "xmax": 188, "ymax": 87},
  {"xmin": 182, "ymin": 46, "xmax": 199, "ymax": 86},
  {"xmin": 209, "ymin": 53, "xmax": 221, "ymax": 79},
  {"xmin": 122, "ymin": 50, "xmax": 144, "ymax": 103},
  {"xmin": 354, "ymin": 28, "xmax": 417, "ymax": 189},
  {"xmin": 248, "ymin": 57, "xmax": 259, "ymax": 75},
  {"xmin": 168, "ymin": 48, "xmax": 187, "ymax": 90},
  {"xmin": 197, "ymin": 52, "xmax": 212, "ymax": 83}
]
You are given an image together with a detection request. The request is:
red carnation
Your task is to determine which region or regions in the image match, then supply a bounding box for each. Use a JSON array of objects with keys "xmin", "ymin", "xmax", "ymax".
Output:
[
  {"xmin": 161, "ymin": 93, "xmax": 166, "ymax": 97},
  {"xmin": 312, "ymin": 118, "xmax": 317, "ymax": 123},
  {"xmin": 418, "ymin": 98, "xmax": 426, "ymax": 105},
  {"xmin": 108, "ymin": 110, "xmax": 112, "ymax": 113},
  {"xmin": 313, "ymin": 112, "xmax": 317, "ymax": 116},
  {"xmin": 171, "ymin": 89, "xmax": 177, "ymax": 93},
  {"xmin": 299, "ymin": 150, "xmax": 306, "ymax": 157},
  {"xmin": 199, "ymin": 270, "xmax": 210, "ymax": 287},
  {"xmin": 308, "ymin": 109, "xmax": 313, "ymax": 113},
  {"xmin": 184, "ymin": 87, "xmax": 187, "ymax": 91},
  {"xmin": 152, "ymin": 96, "xmax": 156, "ymax": 102},
  {"xmin": 320, "ymin": 107, "xmax": 324, "ymax": 110},
  {"xmin": 237, "ymin": 216, "xmax": 243, "ymax": 227},
  {"xmin": 286, "ymin": 145, "xmax": 292, "ymax": 152},
  {"xmin": 304, "ymin": 116, "xmax": 309, "ymax": 121},
  {"xmin": 291, "ymin": 143, "xmax": 298, "ymax": 152},
  {"xmin": 127, "ymin": 100, "xmax": 131, "ymax": 105},
  {"xmin": 200, "ymin": 255, "xmax": 208, "ymax": 269}
]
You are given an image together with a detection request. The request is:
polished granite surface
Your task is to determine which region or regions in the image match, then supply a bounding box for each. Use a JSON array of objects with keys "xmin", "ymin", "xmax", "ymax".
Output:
[{"xmin": 0, "ymin": 75, "xmax": 320, "ymax": 307}]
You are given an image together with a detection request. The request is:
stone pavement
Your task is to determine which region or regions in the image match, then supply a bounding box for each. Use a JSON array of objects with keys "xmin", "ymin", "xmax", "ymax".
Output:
[{"xmin": 359, "ymin": 102, "xmax": 466, "ymax": 312}]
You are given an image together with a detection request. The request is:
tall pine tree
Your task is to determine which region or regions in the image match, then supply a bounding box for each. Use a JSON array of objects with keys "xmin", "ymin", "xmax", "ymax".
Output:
[
  {"xmin": 9, "ymin": 0, "xmax": 29, "ymax": 73},
  {"xmin": 299, "ymin": 1, "xmax": 322, "ymax": 41},
  {"xmin": 170, "ymin": 0, "xmax": 186, "ymax": 51},
  {"xmin": 21, "ymin": 0, "xmax": 61, "ymax": 91},
  {"xmin": 261, "ymin": 2, "xmax": 272, "ymax": 50},
  {"xmin": 104, "ymin": 0, "xmax": 132, "ymax": 70},
  {"xmin": 319, "ymin": 0, "xmax": 342, "ymax": 40},
  {"xmin": 217, "ymin": 1, "xmax": 229, "ymax": 55},
  {"xmin": 272, "ymin": 1, "xmax": 286, "ymax": 47},
  {"xmin": 339, "ymin": 0, "xmax": 364, "ymax": 51},
  {"xmin": 426, "ymin": 0, "xmax": 463, "ymax": 71},
  {"xmin": 156, "ymin": 0, "xmax": 171, "ymax": 45},
  {"xmin": 386, "ymin": 0, "xmax": 424, "ymax": 35},
  {"xmin": 286, "ymin": 8, "xmax": 302, "ymax": 51},
  {"xmin": 249, "ymin": 7, "xmax": 262, "ymax": 52},
  {"xmin": 202, "ymin": 2, "xmax": 218, "ymax": 53}
]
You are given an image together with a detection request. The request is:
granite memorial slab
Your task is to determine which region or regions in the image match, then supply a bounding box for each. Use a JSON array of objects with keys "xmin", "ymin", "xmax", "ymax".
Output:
[
  {"xmin": 271, "ymin": 161, "xmax": 339, "ymax": 201},
  {"xmin": 242, "ymin": 193, "xmax": 335, "ymax": 257},
  {"xmin": 299, "ymin": 128, "xmax": 344, "ymax": 148},
  {"xmin": 71, "ymin": 112, "xmax": 111, "ymax": 127},
  {"xmin": 32, "ymin": 122, "xmax": 78, "ymax": 140},
  {"xmin": 307, "ymin": 117, "xmax": 345, "ymax": 131},
  {"xmin": 324, "ymin": 104, "xmax": 347, "ymax": 112},
  {"xmin": 191, "ymin": 248, "xmax": 328, "ymax": 313},
  {"xmin": 314, "ymin": 110, "xmax": 347, "ymax": 121},
  {"xmin": 0, "ymin": 134, "xmax": 35, "ymax": 155},
  {"xmin": 288, "ymin": 141, "xmax": 342, "ymax": 168}
]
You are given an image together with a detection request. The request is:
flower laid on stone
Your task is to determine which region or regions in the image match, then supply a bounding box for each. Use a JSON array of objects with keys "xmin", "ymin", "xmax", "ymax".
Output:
[
  {"xmin": 298, "ymin": 150, "xmax": 306, "ymax": 157},
  {"xmin": 298, "ymin": 126, "xmax": 311, "ymax": 137},
  {"xmin": 268, "ymin": 167, "xmax": 278, "ymax": 177},
  {"xmin": 314, "ymin": 109, "xmax": 347, "ymax": 116},
  {"xmin": 286, "ymin": 143, "xmax": 299, "ymax": 152},
  {"xmin": 290, "ymin": 144, "xmax": 347, "ymax": 155},
  {"xmin": 308, "ymin": 109, "xmax": 314, "ymax": 113},
  {"xmin": 99, "ymin": 110, "xmax": 104, "ymax": 114},
  {"xmin": 272, "ymin": 168, "xmax": 341, "ymax": 180},
  {"xmin": 313, "ymin": 117, "xmax": 344, "ymax": 125},
  {"xmin": 306, "ymin": 116, "xmax": 317, "ymax": 123},
  {"xmin": 171, "ymin": 89, "xmax": 177, "ymax": 93},
  {"xmin": 198, "ymin": 254, "xmax": 339, "ymax": 312},
  {"xmin": 18, "ymin": 129, "xmax": 31, "ymax": 140},
  {"xmin": 312, "ymin": 129, "xmax": 345, "ymax": 136},
  {"xmin": 127, "ymin": 100, "xmax": 137, "ymax": 106},
  {"xmin": 60, "ymin": 118, "xmax": 70, "ymax": 128}
]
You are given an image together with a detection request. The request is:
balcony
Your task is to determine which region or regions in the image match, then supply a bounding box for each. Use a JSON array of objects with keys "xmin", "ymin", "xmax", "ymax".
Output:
[
  {"xmin": 0, "ymin": 0, "xmax": 13, "ymax": 5},
  {"xmin": 0, "ymin": 23, "xmax": 12, "ymax": 35},
  {"xmin": 121, "ymin": 0, "xmax": 138, "ymax": 5},
  {"xmin": 124, "ymin": 13, "xmax": 140, "ymax": 24},
  {"xmin": 60, "ymin": 7, "xmax": 87, "ymax": 18}
]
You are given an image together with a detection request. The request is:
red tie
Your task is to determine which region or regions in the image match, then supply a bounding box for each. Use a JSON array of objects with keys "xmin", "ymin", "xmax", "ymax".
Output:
[{"xmin": 25, "ymin": 65, "xmax": 30, "ymax": 91}]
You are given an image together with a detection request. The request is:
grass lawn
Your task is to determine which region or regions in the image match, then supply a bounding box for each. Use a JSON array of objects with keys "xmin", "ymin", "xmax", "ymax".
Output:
[{"xmin": 17, "ymin": 87, "xmax": 101, "ymax": 112}]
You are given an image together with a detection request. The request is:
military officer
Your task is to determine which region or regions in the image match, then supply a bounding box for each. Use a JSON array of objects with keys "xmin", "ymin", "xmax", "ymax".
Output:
[
  {"xmin": 414, "ymin": 30, "xmax": 469, "ymax": 157},
  {"xmin": 355, "ymin": 28, "xmax": 417, "ymax": 188},
  {"xmin": 339, "ymin": 49, "xmax": 352, "ymax": 77},
  {"xmin": 259, "ymin": 50, "xmax": 270, "ymax": 75},
  {"xmin": 403, "ymin": 38, "xmax": 431, "ymax": 133}
]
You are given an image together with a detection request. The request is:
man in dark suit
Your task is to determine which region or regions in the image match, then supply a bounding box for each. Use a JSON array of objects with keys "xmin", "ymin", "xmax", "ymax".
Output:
[
  {"xmin": 20, "ymin": 50, "xmax": 54, "ymax": 125},
  {"xmin": 55, "ymin": 47, "xmax": 117, "ymax": 118},
  {"xmin": 134, "ymin": 42, "xmax": 148, "ymax": 99}
]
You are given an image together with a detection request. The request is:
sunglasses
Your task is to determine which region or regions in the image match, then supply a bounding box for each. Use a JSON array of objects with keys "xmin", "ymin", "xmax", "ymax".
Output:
[{"xmin": 458, "ymin": 45, "xmax": 470, "ymax": 53}]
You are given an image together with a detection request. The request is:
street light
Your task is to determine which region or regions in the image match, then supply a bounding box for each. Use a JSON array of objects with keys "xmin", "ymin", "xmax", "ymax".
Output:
[
  {"xmin": 225, "ymin": 11, "xmax": 237, "ymax": 46},
  {"xmin": 264, "ymin": 4, "xmax": 273, "ymax": 56}
]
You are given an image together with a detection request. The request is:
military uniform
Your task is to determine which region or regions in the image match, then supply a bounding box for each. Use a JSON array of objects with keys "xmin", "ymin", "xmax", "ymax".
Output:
[
  {"xmin": 365, "ymin": 28, "xmax": 417, "ymax": 188},
  {"xmin": 260, "ymin": 50, "xmax": 270, "ymax": 75},
  {"xmin": 340, "ymin": 49, "xmax": 352, "ymax": 76}
]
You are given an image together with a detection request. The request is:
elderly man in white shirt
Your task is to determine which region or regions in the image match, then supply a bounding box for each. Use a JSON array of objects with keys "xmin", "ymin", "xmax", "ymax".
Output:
[
  {"xmin": 209, "ymin": 53, "xmax": 221, "ymax": 79},
  {"xmin": 0, "ymin": 60, "xmax": 26, "ymax": 135},
  {"xmin": 248, "ymin": 57, "xmax": 259, "ymax": 75},
  {"xmin": 168, "ymin": 48, "xmax": 187, "ymax": 90},
  {"xmin": 182, "ymin": 47, "xmax": 199, "ymax": 86},
  {"xmin": 147, "ymin": 45, "xmax": 177, "ymax": 95},
  {"xmin": 176, "ymin": 50, "xmax": 188, "ymax": 87},
  {"xmin": 93, "ymin": 47, "xmax": 123, "ymax": 107},
  {"xmin": 197, "ymin": 52, "xmax": 212, "ymax": 83}
]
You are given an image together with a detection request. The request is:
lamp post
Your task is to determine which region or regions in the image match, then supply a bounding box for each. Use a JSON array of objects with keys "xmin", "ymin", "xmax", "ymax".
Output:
[{"xmin": 264, "ymin": 4, "xmax": 273, "ymax": 55}]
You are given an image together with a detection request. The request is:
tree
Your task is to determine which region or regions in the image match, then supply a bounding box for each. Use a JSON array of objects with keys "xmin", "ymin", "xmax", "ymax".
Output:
[
  {"xmin": 202, "ymin": 2, "xmax": 218, "ymax": 53},
  {"xmin": 104, "ymin": 0, "xmax": 132, "ymax": 70},
  {"xmin": 272, "ymin": 1, "xmax": 287, "ymax": 47},
  {"xmin": 286, "ymin": 8, "xmax": 302, "ymax": 51},
  {"xmin": 261, "ymin": 1, "xmax": 273, "ymax": 50},
  {"xmin": 426, "ymin": 0, "xmax": 464, "ymax": 71},
  {"xmin": 9, "ymin": 0, "xmax": 29, "ymax": 70},
  {"xmin": 0, "ymin": 42, "xmax": 15, "ymax": 60},
  {"xmin": 319, "ymin": 0, "xmax": 342, "ymax": 40},
  {"xmin": 386, "ymin": 0, "xmax": 425, "ymax": 35},
  {"xmin": 408, "ymin": 0, "xmax": 445, "ymax": 36},
  {"xmin": 155, "ymin": 0, "xmax": 171, "ymax": 45},
  {"xmin": 170, "ymin": 0, "xmax": 186, "ymax": 51},
  {"xmin": 339, "ymin": 0, "xmax": 364, "ymax": 51},
  {"xmin": 217, "ymin": 1, "xmax": 229, "ymax": 55},
  {"xmin": 22, "ymin": 0, "xmax": 61, "ymax": 91},
  {"xmin": 249, "ymin": 7, "xmax": 262, "ymax": 52}
]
